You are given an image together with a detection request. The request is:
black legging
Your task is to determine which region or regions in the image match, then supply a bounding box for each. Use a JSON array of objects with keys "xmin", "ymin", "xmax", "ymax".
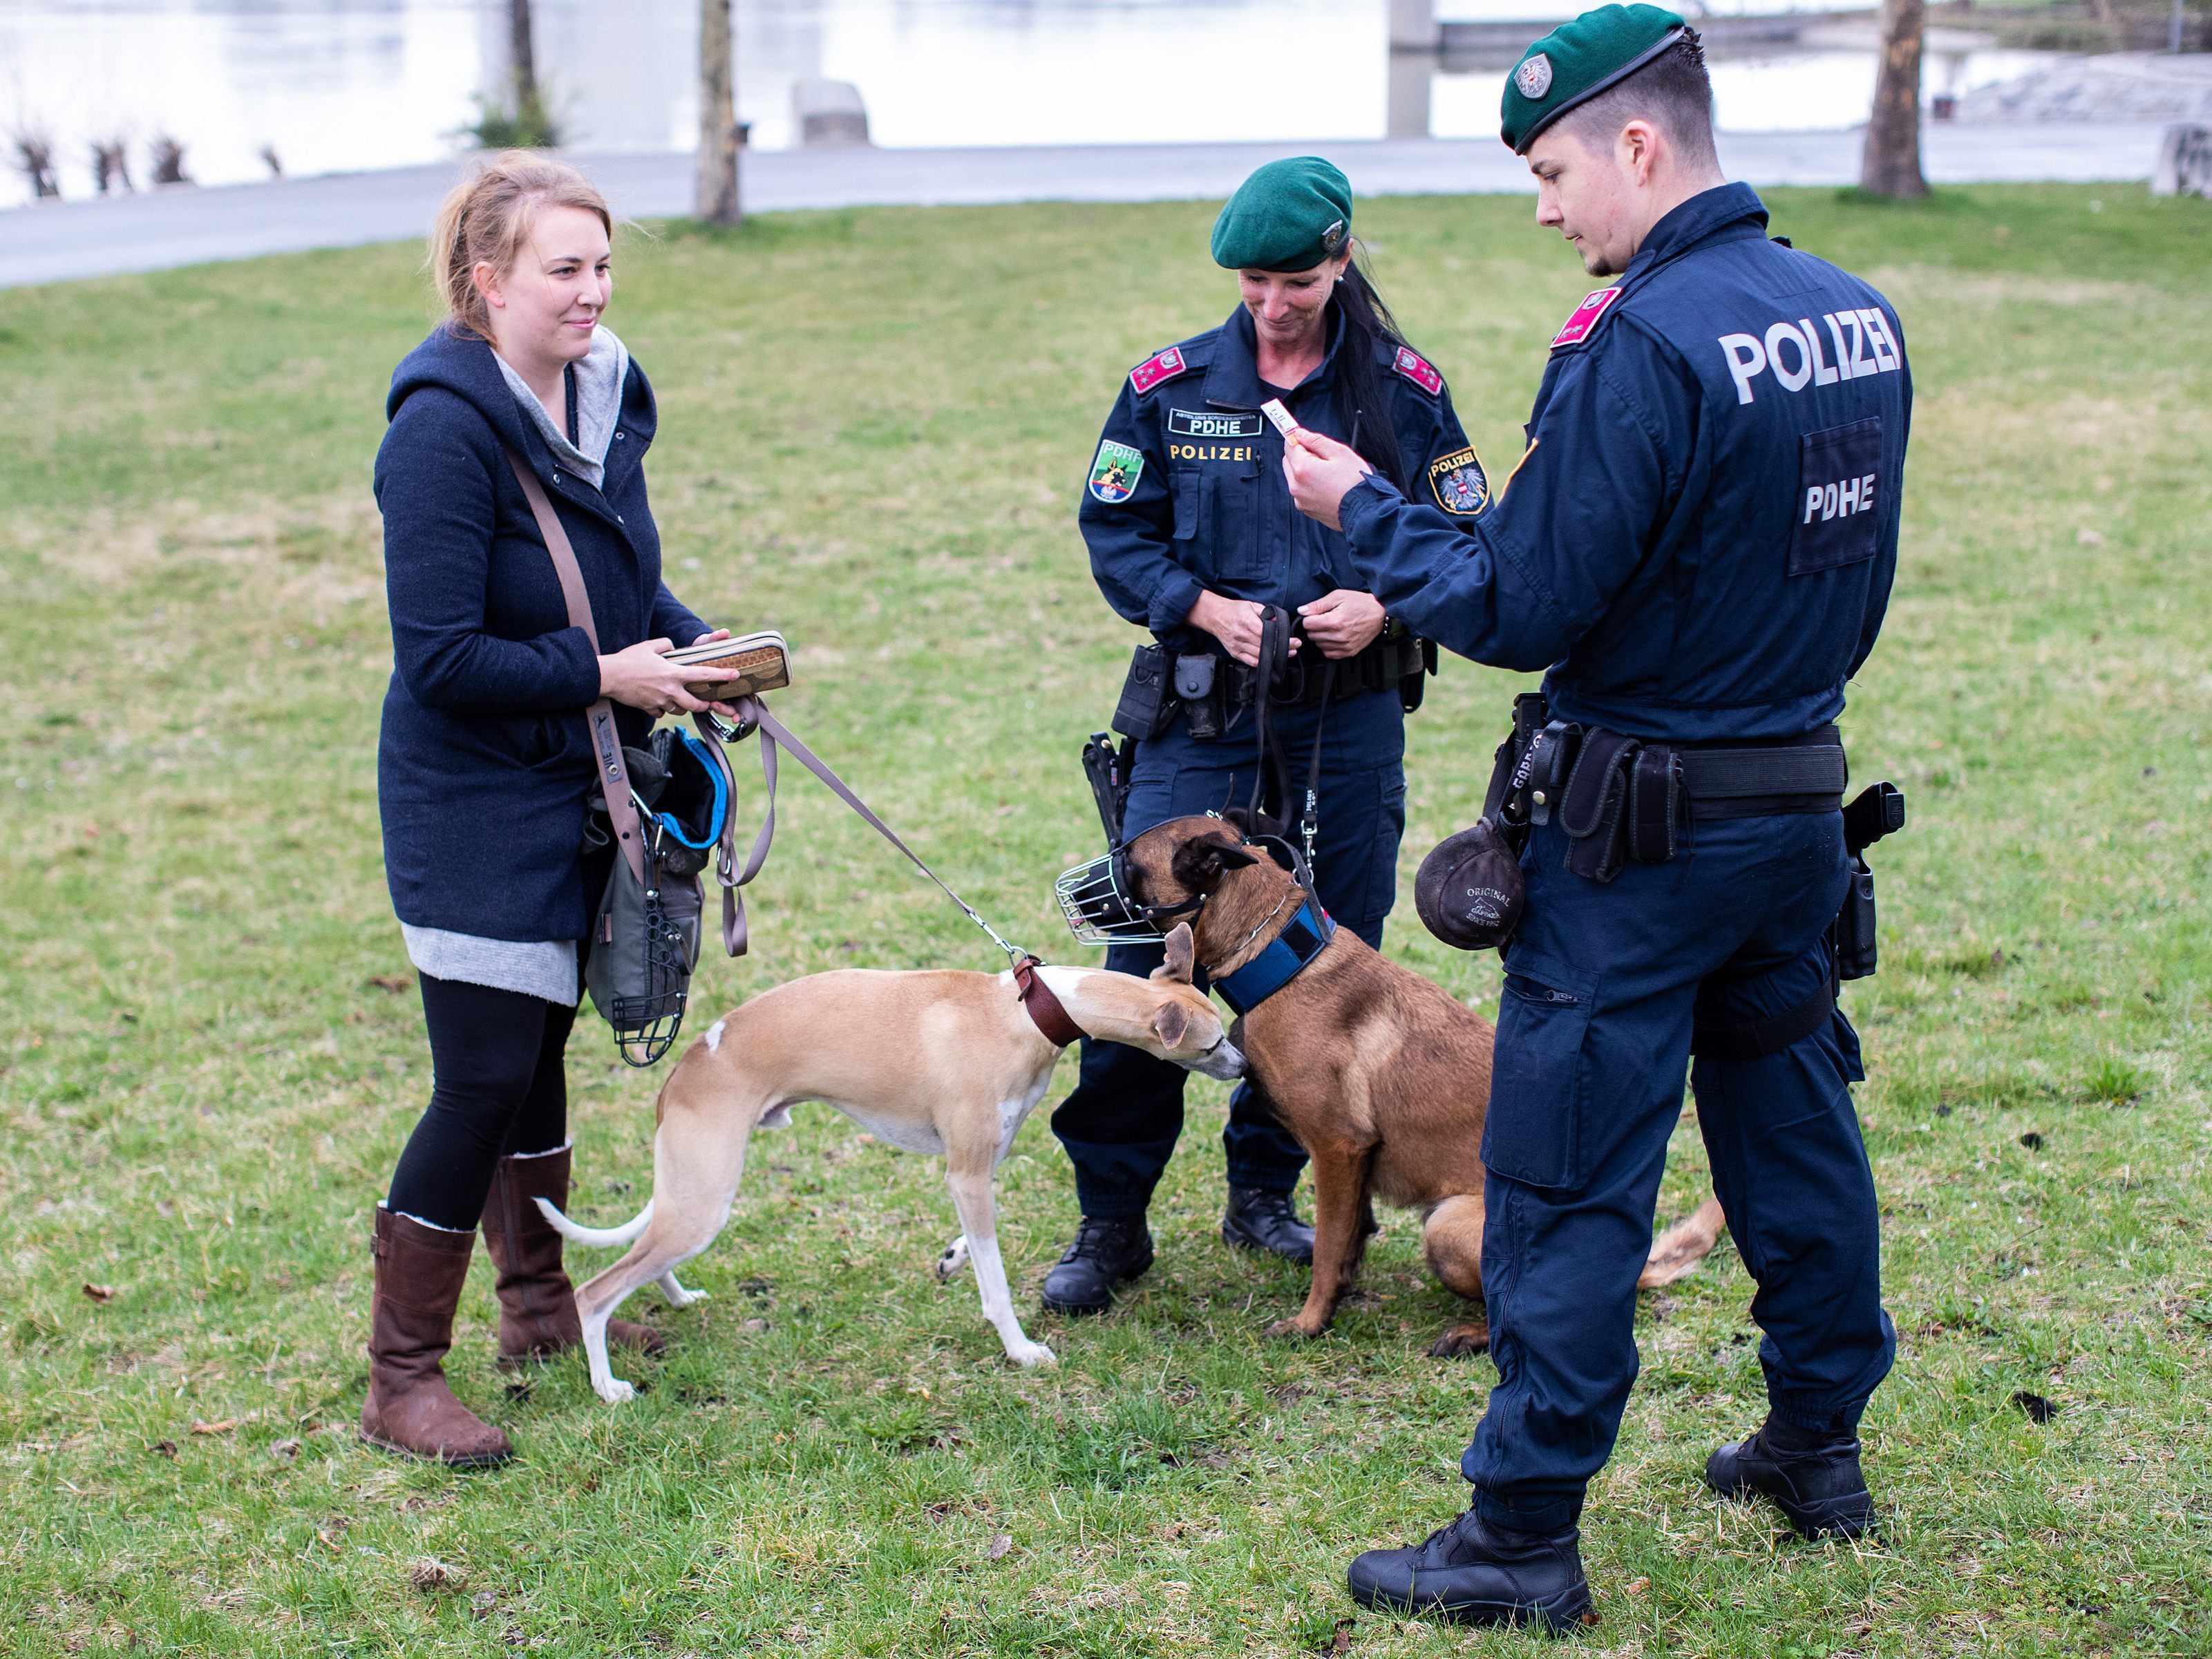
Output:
[{"xmin": 386, "ymin": 975, "xmax": 576, "ymax": 1230}]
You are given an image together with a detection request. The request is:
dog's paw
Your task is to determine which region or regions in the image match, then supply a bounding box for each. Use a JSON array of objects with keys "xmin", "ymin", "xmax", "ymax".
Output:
[
  {"xmin": 1009, "ymin": 1341, "xmax": 1057, "ymax": 1368},
  {"xmin": 1427, "ymin": 1322, "xmax": 1491, "ymax": 1358},
  {"xmin": 596, "ymin": 1378, "xmax": 637, "ymax": 1404},
  {"xmin": 1265, "ymin": 1318, "xmax": 1325, "ymax": 1342},
  {"xmin": 934, "ymin": 1238, "xmax": 971, "ymax": 1282},
  {"xmin": 656, "ymin": 1271, "xmax": 706, "ymax": 1308}
]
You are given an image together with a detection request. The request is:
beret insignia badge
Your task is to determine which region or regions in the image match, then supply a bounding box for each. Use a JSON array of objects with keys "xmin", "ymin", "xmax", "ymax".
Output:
[
  {"xmin": 1515, "ymin": 53, "xmax": 1554, "ymax": 99},
  {"xmin": 1321, "ymin": 218, "xmax": 1346, "ymax": 255}
]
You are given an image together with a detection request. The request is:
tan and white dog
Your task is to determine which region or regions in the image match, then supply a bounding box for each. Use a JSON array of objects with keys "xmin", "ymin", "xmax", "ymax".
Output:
[{"xmin": 538, "ymin": 933, "xmax": 1242, "ymax": 1401}]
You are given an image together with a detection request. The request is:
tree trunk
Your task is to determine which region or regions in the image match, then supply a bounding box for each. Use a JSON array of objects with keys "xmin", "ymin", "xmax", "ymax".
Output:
[
  {"xmin": 696, "ymin": 0, "xmax": 741, "ymax": 225},
  {"xmin": 1861, "ymin": 0, "xmax": 1929, "ymax": 197},
  {"xmin": 509, "ymin": 0, "xmax": 540, "ymax": 112}
]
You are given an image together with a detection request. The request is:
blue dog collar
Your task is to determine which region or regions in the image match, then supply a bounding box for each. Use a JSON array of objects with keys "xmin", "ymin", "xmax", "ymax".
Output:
[{"xmin": 1212, "ymin": 897, "xmax": 1334, "ymax": 1016}]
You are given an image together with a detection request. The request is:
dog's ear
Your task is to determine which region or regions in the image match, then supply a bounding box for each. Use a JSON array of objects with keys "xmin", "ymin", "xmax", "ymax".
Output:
[
  {"xmin": 1155, "ymin": 922, "xmax": 1195, "ymax": 985},
  {"xmin": 1170, "ymin": 832, "xmax": 1258, "ymax": 893},
  {"xmin": 1151, "ymin": 998, "xmax": 1190, "ymax": 1048}
]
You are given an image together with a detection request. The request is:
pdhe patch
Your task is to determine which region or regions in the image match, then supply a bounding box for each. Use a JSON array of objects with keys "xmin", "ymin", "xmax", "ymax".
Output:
[
  {"xmin": 1428, "ymin": 446, "xmax": 1491, "ymax": 515},
  {"xmin": 1129, "ymin": 347, "xmax": 1188, "ymax": 395},
  {"xmin": 1167, "ymin": 408, "xmax": 1263, "ymax": 439},
  {"xmin": 1551, "ymin": 287, "xmax": 1621, "ymax": 349},
  {"xmin": 1393, "ymin": 346, "xmax": 1443, "ymax": 396},
  {"xmin": 1788, "ymin": 417, "xmax": 1883, "ymax": 576},
  {"xmin": 1088, "ymin": 439, "xmax": 1146, "ymax": 504}
]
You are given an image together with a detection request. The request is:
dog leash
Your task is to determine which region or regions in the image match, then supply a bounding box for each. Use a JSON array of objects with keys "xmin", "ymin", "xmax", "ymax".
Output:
[{"xmin": 708, "ymin": 694, "xmax": 1083, "ymax": 1046}]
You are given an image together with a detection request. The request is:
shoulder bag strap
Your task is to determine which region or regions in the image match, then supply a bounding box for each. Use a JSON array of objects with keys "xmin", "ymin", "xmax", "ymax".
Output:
[{"xmin": 503, "ymin": 446, "xmax": 650, "ymax": 893}]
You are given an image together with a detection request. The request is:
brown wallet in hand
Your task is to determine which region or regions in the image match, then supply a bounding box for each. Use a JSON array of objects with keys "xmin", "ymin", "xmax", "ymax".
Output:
[{"xmin": 663, "ymin": 629, "xmax": 792, "ymax": 701}]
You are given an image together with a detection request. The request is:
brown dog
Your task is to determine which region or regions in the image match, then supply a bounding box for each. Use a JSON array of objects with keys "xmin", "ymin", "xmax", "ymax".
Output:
[{"xmin": 1119, "ymin": 813, "xmax": 1723, "ymax": 1354}]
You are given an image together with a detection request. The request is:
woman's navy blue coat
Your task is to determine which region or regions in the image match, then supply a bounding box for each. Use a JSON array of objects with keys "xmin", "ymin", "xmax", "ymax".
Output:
[{"xmin": 375, "ymin": 326, "xmax": 708, "ymax": 942}]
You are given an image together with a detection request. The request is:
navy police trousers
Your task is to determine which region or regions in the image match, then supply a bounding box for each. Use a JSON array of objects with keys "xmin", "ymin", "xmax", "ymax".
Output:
[
  {"xmin": 1050, "ymin": 688, "xmax": 1406, "ymax": 1217},
  {"xmin": 1466, "ymin": 808, "xmax": 1897, "ymax": 1534}
]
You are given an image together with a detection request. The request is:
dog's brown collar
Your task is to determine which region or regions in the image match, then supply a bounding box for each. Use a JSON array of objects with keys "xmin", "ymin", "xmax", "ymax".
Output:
[{"xmin": 1013, "ymin": 956, "xmax": 1086, "ymax": 1049}]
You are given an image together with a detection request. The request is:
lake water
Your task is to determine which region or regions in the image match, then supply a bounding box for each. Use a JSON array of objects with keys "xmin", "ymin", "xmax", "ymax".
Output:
[{"xmin": 0, "ymin": 0, "xmax": 2055, "ymax": 209}]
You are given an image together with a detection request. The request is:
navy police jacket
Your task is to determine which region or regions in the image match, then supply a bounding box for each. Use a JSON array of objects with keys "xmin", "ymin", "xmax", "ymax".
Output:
[
  {"xmin": 1083, "ymin": 304, "xmax": 1484, "ymax": 653},
  {"xmin": 1339, "ymin": 183, "xmax": 1912, "ymax": 742},
  {"xmin": 375, "ymin": 326, "xmax": 709, "ymax": 942}
]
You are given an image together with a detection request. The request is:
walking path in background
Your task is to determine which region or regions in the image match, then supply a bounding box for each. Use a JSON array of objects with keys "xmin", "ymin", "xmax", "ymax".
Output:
[{"xmin": 0, "ymin": 124, "xmax": 2173, "ymax": 290}]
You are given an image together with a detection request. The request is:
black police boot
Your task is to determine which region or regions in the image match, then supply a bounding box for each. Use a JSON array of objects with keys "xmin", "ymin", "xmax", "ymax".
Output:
[
  {"xmin": 1346, "ymin": 1507, "xmax": 1591, "ymax": 1632},
  {"xmin": 1220, "ymin": 1186, "xmax": 1314, "ymax": 1266},
  {"xmin": 1039, "ymin": 1215, "xmax": 1154, "ymax": 1316},
  {"xmin": 1705, "ymin": 1417, "xmax": 1875, "ymax": 1539}
]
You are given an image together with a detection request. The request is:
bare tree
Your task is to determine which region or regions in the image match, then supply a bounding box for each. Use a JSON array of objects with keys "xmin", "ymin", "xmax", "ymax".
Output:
[
  {"xmin": 696, "ymin": 0, "xmax": 741, "ymax": 225},
  {"xmin": 510, "ymin": 0, "xmax": 541, "ymax": 116},
  {"xmin": 13, "ymin": 131, "xmax": 60, "ymax": 199},
  {"xmin": 1861, "ymin": 0, "xmax": 1930, "ymax": 197},
  {"xmin": 91, "ymin": 138, "xmax": 133, "ymax": 194},
  {"xmin": 151, "ymin": 135, "xmax": 193, "ymax": 187}
]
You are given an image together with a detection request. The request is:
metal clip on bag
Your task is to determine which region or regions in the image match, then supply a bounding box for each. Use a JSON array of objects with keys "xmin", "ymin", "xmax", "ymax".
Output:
[{"xmin": 504, "ymin": 449, "xmax": 744, "ymax": 1066}]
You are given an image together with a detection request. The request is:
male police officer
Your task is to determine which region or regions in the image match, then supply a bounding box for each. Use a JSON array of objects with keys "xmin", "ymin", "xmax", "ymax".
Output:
[
  {"xmin": 1282, "ymin": 6, "xmax": 1908, "ymax": 1629},
  {"xmin": 1048, "ymin": 159, "xmax": 1486, "ymax": 1314}
]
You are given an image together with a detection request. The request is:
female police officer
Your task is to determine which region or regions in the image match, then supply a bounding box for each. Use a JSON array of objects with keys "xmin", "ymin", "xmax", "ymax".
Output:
[{"xmin": 1042, "ymin": 157, "xmax": 1491, "ymax": 1314}]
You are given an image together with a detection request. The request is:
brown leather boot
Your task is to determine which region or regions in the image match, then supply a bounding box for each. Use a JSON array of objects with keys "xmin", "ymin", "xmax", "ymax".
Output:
[
  {"xmin": 480, "ymin": 1145, "xmax": 665, "ymax": 1368},
  {"xmin": 360, "ymin": 1206, "xmax": 513, "ymax": 1467}
]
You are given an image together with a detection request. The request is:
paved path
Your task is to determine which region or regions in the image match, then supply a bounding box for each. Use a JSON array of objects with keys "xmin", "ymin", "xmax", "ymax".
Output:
[{"xmin": 1, "ymin": 124, "xmax": 2172, "ymax": 290}]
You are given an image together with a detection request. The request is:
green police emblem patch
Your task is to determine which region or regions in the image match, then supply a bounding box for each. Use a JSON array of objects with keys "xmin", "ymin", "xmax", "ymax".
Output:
[
  {"xmin": 1089, "ymin": 439, "xmax": 1144, "ymax": 504},
  {"xmin": 1428, "ymin": 446, "xmax": 1491, "ymax": 515}
]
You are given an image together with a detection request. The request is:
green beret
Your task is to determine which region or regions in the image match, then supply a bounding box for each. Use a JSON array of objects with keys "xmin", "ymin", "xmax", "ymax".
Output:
[
  {"xmin": 1211, "ymin": 157, "xmax": 1353, "ymax": 273},
  {"xmin": 1500, "ymin": 4, "xmax": 1694, "ymax": 155}
]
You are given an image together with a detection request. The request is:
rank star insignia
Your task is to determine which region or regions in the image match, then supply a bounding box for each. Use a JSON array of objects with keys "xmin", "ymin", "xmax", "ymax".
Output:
[
  {"xmin": 1088, "ymin": 439, "xmax": 1145, "ymax": 504},
  {"xmin": 1515, "ymin": 53, "xmax": 1553, "ymax": 99},
  {"xmin": 1428, "ymin": 446, "xmax": 1490, "ymax": 515}
]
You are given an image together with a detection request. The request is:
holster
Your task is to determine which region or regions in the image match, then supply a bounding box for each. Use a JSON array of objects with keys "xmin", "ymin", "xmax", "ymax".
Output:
[
  {"xmin": 1111, "ymin": 643, "xmax": 1175, "ymax": 741},
  {"xmin": 1175, "ymin": 650, "xmax": 1227, "ymax": 740},
  {"xmin": 1832, "ymin": 857, "xmax": 1879, "ymax": 980},
  {"xmin": 1559, "ymin": 728, "xmax": 1685, "ymax": 884},
  {"xmin": 1560, "ymin": 730, "xmax": 1638, "ymax": 883}
]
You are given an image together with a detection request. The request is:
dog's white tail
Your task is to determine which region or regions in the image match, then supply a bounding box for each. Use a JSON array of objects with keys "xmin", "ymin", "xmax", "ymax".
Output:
[{"xmin": 533, "ymin": 1195, "xmax": 654, "ymax": 1249}]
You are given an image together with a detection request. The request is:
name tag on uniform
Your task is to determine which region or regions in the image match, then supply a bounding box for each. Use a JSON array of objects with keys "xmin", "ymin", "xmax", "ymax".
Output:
[
  {"xmin": 1789, "ymin": 417, "xmax": 1883, "ymax": 576},
  {"xmin": 1169, "ymin": 408, "xmax": 1264, "ymax": 439}
]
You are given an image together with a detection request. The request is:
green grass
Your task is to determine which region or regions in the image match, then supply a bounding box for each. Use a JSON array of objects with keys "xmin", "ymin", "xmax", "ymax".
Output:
[{"xmin": 1, "ymin": 183, "xmax": 2209, "ymax": 1656}]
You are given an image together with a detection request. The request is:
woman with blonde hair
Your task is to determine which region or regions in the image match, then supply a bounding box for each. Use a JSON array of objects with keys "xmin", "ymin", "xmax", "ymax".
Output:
[{"xmin": 364, "ymin": 153, "xmax": 740, "ymax": 1465}]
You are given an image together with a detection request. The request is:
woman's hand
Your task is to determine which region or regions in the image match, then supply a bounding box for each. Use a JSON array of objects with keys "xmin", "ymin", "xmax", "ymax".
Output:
[
  {"xmin": 1187, "ymin": 590, "xmax": 1299, "ymax": 668},
  {"xmin": 1298, "ymin": 589, "xmax": 1387, "ymax": 659},
  {"xmin": 598, "ymin": 634, "xmax": 740, "ymax": 717}
]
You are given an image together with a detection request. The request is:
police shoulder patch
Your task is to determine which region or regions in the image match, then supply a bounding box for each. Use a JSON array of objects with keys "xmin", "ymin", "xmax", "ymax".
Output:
[
  {"xmin": 1428, "ymin": 446, "xmax": 1491, "ymax": 516},
  {"xmin": 1392, "ymin": 345, "xmax": 1444, "ymax": 397},
  {"xmin": 1088, "ymin": 439, "xmax": 1145, "ymax": 504},
  {"xmin": 1128, "ymin": 346, "xmax": 1191, "ymax": 396},
  {"xmin": 1550, "ymin": 286, "xmax": 1622, "ymax": 350}
]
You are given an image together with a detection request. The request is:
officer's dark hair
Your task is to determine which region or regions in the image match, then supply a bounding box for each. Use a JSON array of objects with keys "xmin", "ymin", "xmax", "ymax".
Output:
[
  {"xmin": 1555, "ymin": 36, "xmax": 1719, "ymax": 171},
  {"xmin": 1330, "ymin": 254, "xmax": 1419, "ymax": 498}
]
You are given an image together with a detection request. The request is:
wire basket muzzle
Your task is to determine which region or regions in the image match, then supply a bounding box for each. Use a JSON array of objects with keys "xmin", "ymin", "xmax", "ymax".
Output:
[{"xmin": 1055, "ymin": 850, "xmax": 1161, "ymax": 945}]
